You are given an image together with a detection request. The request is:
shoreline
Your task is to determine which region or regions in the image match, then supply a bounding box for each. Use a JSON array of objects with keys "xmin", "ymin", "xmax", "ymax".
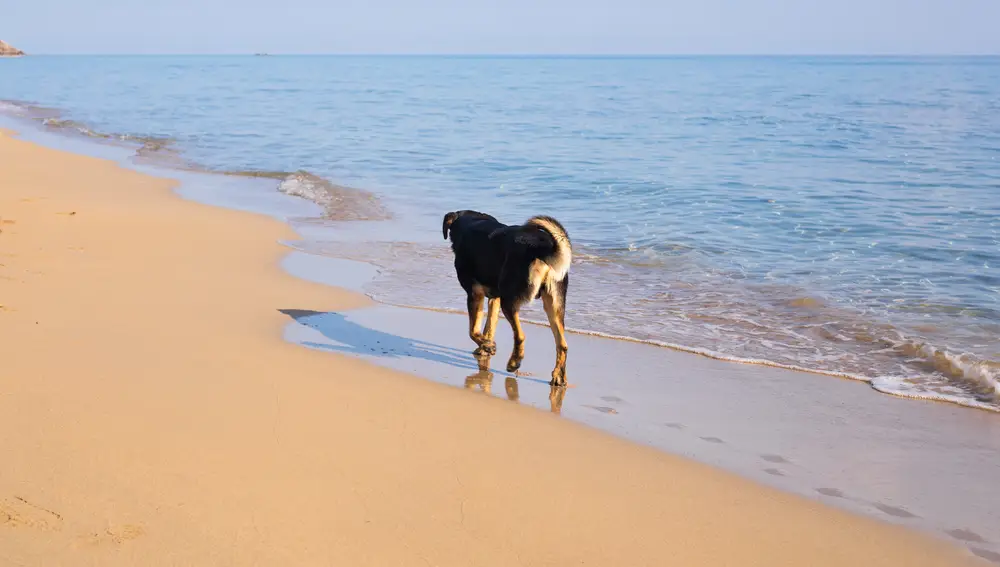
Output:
[
  {"xmin": 1, "ymin": 129, "xmax": 993, "ymax": 565},
  {"xmin": 2, "ymin": 96, "xmax": 998, "ymax": 414}
]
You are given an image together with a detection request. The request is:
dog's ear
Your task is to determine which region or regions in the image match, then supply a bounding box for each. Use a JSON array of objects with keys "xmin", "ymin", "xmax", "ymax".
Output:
[{"xmin": 442, "ymin": 211, "xmax": 459, "ymax": 240}]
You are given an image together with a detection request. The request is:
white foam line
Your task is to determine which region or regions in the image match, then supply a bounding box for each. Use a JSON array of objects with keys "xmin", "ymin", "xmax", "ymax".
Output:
[
  {"xmin": 870, "ymin": 378, "xmax": 1000, "ymax": 412},
  {"xmin": 371, "ymin": 298, "xmax": 1000, "ymax": 414}
]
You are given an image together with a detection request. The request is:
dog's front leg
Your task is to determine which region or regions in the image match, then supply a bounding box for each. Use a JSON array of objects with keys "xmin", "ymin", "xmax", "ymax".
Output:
[
  {"xmin": 474, "ymin": 298, "xmax": 500, "ymax": 356},
  {"xmin": 467, "ymin": 291, "xmax": 486, "ymax": 348}
]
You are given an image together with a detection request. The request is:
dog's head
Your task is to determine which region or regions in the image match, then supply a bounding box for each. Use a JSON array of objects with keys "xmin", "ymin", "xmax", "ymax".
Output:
[
  {"xmin": 442, "ymin": 210, "xmax": 499, "ymax": 240},
  {"xmin": 442, "ymin": 211, "xmax": 460, "ymax": 240}
]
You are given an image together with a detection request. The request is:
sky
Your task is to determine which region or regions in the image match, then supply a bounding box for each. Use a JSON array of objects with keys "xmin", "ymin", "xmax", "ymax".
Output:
[{"xmin": 3, "ymin": 0, "xmax": 999, "ymax": 55}]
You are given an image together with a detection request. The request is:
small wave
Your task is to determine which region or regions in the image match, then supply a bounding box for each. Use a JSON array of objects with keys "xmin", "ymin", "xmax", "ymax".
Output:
[
  {"xmin": 572, "ymin": 328, "xmax": 1000, "ymax": 413},
  {"xmin": 124, "ymin": 134, "xmax": 173, "ymax": 153},
  {"xmin": 892, "ymin": 340, "xmax": 1000, "ymax": 396},
  {"xmin": 0, "ymin": 100, "xmax": 63, "ymax": 125},
  {"xmin": 2, "ymin": 99, "xmax": 186, "ymax": 168},
  {"xmin": 3, "ymin": 99, "xmax": 391, "ymax": 224},
  {"xmin": 0, "ymin": 100, "xmax": 30, "ymax": 115},
  {"xmin": 275, "ymin": 171, "xmax": 390, "ymax": 221},
  {"xmin": 40, "ymin": 118, "xmax": 179, "ymax": 160},
  {"xmin": 224, "ymin": 170, "xmax": 295, "ymax": 180},
  {"xmin": 871, "ymin": 377, "xmax": 1000, "ymax": 412},
  {"xmin": 126, "ymin": 135, "xmax": 192, "ymax": 170},
  {"xmin": 42, "ymin": 118, "xmax": 112, "ymax": 139},
  {"xmin": 563, "ymin": 317, "xmax": 999, "ymax": 413},
  {"xmin": 41, "ymin": 120, "xmax": 177, "ymax": 157}
]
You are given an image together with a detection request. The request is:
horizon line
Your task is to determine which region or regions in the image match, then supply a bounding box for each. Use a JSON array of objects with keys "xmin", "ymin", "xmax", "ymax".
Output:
[{"xmin": 9, "ymin": 52, "xmax": 1000, "ymax": 58}]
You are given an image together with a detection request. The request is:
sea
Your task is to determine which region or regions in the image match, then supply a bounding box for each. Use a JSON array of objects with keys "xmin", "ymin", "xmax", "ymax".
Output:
[{"xmin": 2, "ymin": 55, "xmax": 998, "ymax": 411}]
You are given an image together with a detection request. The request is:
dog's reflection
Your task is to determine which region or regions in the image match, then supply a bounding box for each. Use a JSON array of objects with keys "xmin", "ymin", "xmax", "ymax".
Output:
[
  {"xmin": 548, "ymin": 384, "xmax": 566, "ymax": 414},
  {"xmin": 464, "ymin": 355, "xmax": 495, "ymax": 395},
  {"xmin": 465, "ymin": 354, "xmax": 566, "ymax": 414},
  {"xmin": 504, "ymin": 376, "xmax": 519, "ymax": 402}
]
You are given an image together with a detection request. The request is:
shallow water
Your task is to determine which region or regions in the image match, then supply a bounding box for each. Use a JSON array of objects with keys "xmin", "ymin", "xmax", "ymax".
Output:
[{"xmin": 2, "ymin": 55, "xmax": 999, "ymax": 409}]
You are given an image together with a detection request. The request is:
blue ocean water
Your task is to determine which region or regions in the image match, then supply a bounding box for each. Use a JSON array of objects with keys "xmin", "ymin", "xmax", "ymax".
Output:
[{"xmin": 2, "ymin": 55, "xmax": 998, "ymax": 409}]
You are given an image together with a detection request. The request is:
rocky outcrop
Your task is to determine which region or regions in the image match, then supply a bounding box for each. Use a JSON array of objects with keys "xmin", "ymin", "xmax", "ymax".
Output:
[{"xmin": 0, "ymin": 40, "xmax": 25, "ymax": 57}]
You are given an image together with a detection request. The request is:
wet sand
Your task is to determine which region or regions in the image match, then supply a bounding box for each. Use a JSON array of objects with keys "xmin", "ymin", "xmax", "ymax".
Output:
[
  {"xmin": 284, "ymin": 254, "xmax": 1000, "ymax": 560},
  {"xmin": 0, "ymin": 128, "xmax": 990, "ymax": 566}
]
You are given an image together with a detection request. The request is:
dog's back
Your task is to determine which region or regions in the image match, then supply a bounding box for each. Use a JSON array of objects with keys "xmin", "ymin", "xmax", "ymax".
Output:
[{"xmin": 443, "ymin": 211, "xmax": 571, "ymax": 297}]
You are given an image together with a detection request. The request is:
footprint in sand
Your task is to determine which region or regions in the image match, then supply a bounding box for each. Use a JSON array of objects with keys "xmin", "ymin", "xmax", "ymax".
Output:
[
  {"xmin": 600, "ymin": 395, "xmax": 625, "ymax": 404},
  {"xmin": 584, "ymin": 405, "xmax": 618, "ymax": 415},
  {"xmin": 699, "ymin": 436, "xmax": 725, "ymax": 444},
  {"xmin": 971, "ymin": 548, "xmax": 1000, "ymax": 564},
  {"xmin": 663, "ymin": 422, "xmax": 685, "ymax": 430},
  {"xmin": 945, "ymin": 528, "xmax": 987, "ymax": 544},
  {"xmin": 816, "ymin": 487, "xmax": 846, "ymax": 498},
  {"xmin": 76, "ymin": 524, "xmax": 145, "ymax": 547},
  {"xmin": 760, "ymin": 454, "xmax": 789, "ymax": 464},
  {"xmin": 0, "ymin": 496, "xmax": 64, "ymax": 531},
  {"xmin": 763, "ymin": 468, "xmax": 785, "ymax": 477},
  {"xmin": 873, "ymin": 503, "xmax": 919, "ymax": 519}
]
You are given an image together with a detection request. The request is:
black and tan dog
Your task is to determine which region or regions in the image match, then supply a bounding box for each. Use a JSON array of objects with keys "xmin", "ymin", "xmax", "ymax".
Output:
[{"xmin": 442, "ymin": 210, "xmax": 572, "ymax": 386}]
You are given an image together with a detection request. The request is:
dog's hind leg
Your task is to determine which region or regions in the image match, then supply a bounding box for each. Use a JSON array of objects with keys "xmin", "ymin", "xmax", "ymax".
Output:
[
  {"xmin": 474, "ymin": 298, "xmax": 501, "ymax": 356},
  {"xmin": 467, "ymin": 287, "xmax": 486, "ymax": 349},
  {"xmin": 501, "ymin": 299, "xmax": 526, "ymax": 373},
  {"xmin": 542, "ymin": 276, "xmax": 569, "ymax": 386}
]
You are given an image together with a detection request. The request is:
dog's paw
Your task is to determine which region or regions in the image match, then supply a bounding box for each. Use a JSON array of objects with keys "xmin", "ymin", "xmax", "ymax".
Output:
[
  {"xmin": 506, "ymin": 358, "xmax": 522, "ymax": 373},
  {"xmin": 550, "ymin": 368, "xmax": 567, "ymax": 387},
  {"xmin": 474, "ymin": 341, "xmax": 497, "ymax": 356}
]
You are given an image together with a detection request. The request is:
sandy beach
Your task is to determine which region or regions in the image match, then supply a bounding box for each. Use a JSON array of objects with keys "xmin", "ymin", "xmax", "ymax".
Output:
[{"xmin": 0, "ymin": 128, "xmax": 988, "ymax": 565}]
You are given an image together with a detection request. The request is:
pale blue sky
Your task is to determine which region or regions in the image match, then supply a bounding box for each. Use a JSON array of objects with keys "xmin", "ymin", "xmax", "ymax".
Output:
[{"xmin": 3, "ymin": 0, "xmax": 999, "ymax": 55}]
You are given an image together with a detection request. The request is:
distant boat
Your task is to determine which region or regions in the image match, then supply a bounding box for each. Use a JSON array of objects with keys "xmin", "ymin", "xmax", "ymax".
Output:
[
  {"xmin": 254, "ymin": 53, "xmax": 271, "ymax": 57},
  {"xmin": 0, "ymin": 40, "xmax": 25, "ymax": 57}
]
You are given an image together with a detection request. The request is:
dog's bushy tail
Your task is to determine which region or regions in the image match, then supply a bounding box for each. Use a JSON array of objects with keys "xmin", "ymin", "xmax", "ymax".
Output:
[{"xmin": 527, "ymin": 215, "xmax": 572, "ymax": 282}]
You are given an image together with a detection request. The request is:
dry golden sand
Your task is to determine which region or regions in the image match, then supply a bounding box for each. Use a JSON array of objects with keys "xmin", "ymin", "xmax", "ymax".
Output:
[{"xmin": 0, "ymin": 130, "xmax": 985, "ymax": 566}]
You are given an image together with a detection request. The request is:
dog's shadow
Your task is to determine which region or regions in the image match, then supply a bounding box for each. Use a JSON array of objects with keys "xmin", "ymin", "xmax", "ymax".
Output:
[
  {"xmin": 280, "ymin": 308, "xmax": 492, "ymax": 373},
  {"xmin": 278, "ymin": 309, "xmax": 549, "ymax": 392}
]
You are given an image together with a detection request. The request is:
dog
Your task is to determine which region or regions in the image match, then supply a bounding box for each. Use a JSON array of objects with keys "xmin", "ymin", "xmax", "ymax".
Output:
[{"xmin": 442, "ymin": 210, "xmax": 572, "ymax": 386}]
